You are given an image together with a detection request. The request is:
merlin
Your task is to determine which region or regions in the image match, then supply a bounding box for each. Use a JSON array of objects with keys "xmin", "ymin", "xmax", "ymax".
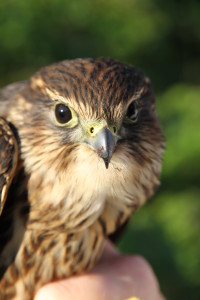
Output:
[{"xmin": 0, "ymin": 58, "xmax": 165, "ymax": 299}]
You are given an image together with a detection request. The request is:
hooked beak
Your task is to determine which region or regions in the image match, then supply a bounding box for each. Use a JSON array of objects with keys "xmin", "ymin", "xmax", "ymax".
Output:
[{"xmin": 84, "ymin": 127, "xmax": 117, "ymax": 169}]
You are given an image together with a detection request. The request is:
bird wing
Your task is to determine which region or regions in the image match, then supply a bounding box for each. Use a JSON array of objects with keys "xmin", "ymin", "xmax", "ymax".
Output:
[
  {"xmin": 0, "ymin": 117, "xmax": 19, "ymax": 215},
  {"xmin": 0, "ymin": 81, "xmax": 26, "ymax": 215}
]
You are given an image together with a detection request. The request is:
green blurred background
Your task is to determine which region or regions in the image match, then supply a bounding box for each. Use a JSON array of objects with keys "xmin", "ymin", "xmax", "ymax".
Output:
[{"xmin": 0, "ymin": 0, "xmax": 199, "ymax": 299}]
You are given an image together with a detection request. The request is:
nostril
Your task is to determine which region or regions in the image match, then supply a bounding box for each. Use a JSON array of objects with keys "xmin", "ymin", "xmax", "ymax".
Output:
[
  {"xmin": 113, "ymin": 126, "xmax": 117, "ymax": 133},
  {"xmin": 89, "ymin": 127, "xmax": 94, "ymax": 135}
]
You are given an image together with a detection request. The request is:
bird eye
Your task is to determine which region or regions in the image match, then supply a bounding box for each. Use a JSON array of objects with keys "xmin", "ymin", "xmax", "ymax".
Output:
[
  {"xmin": 126, "ymin": 101, "xmax": 138, "ymax": 122},
  {"xmin": 55, "ymin": 103, "xmax": 72, "ymax": 125}
]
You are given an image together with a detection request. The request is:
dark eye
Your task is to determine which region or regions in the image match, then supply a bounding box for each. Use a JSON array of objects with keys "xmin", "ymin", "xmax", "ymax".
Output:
[
  {"xmin": 55, "ymin": 103, "xmax": 72, "ymax": 124},
  {"xmin": 126, "ymin": 101, "xmax": 138, "ymax": 122}
]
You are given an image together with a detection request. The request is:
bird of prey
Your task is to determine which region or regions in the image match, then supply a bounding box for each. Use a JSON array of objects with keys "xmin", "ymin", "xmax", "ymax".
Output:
[{"xmin": 0, "ymin": 58, "xmax": 165, "ymax": 299}]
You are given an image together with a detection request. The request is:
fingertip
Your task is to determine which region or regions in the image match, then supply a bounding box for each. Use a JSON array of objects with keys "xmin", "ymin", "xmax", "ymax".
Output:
[
  {"xmin": 34, "ymin": 285, "xmax": 54, "ymax": 300},
  {"xmin": 119, "ymin": 255, "xmax": 165, "ymax": 300},
  {"xmin": 34, "ymin": 282, "xmax": 67, "ymax": 300}
]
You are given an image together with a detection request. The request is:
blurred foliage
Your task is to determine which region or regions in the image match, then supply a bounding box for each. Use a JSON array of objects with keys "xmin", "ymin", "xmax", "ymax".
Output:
[{"xmin": 0, "ymin": 0, "xmax": 199, "ymax": 299}]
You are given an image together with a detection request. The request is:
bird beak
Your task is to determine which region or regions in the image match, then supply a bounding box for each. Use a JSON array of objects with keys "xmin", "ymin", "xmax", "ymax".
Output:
[{"xmin": 84, "ymin": 127, "xmax": 117, "ymax": 169}]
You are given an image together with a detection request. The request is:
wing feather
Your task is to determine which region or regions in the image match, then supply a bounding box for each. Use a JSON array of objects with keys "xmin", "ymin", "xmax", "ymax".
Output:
[{"xmin": 0, "ymin": 118, "xmax": 18, "ymax": 215}]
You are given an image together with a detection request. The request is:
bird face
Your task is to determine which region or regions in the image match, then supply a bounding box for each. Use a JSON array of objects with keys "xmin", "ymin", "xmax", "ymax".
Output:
[
  {"xmin": 16, "ymin": 58, "xmax": 161, "ymax": 166},
  {"xmin": 53, "ymin": 99, "xmax": 119, "ymax": 168},
  {"xmin": 8, "ymin": 58, "xmax": 165, "ymax": 231}
]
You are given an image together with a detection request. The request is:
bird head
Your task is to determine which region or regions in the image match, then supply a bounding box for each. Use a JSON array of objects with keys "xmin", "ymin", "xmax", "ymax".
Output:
[
  {"xmin": 13, "ymin": 58, "xmax": 165, "ymax": 170},
  {"xmin": 8, "ymin": 58, "xmax": 165, "ymax": 230}
]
